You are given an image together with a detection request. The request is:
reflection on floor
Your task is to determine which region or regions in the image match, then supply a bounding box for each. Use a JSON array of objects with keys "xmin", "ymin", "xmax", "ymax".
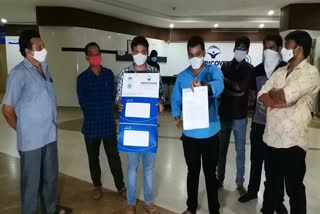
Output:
[
  {"xmin": 0, "ymin": 107, "xmax": 320, "ymax": 214},
  {"xmin": 0, "ymin": 152, "xmax": 175, "ymax": 214}
]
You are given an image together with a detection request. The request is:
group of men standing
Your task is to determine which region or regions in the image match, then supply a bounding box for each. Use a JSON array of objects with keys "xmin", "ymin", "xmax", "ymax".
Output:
[{"xmin": 2, "ymin": 29, "xmax": 319, "ymax": 214}]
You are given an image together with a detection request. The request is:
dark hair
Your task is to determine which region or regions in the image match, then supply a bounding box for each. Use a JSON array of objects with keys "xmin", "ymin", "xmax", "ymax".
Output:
[
  {"xmin": 84, "ymin": 42, "xmax": 100, "ymax": 55},
  {"xmin": 19, "ymin": 30, "xmax": 40, "ymax": 57},
  {"xmin": 150, "ymin": 50, "xmax": 158, "ymax": 57},
  {"xmin": 131, "ymin": 36, "xmax": 149, "ymax": 51},
  {"xmin": 263, "ymin": 34, "xmax": 283, "ymax": 48},
  {"xmin": 187, "ymin": 36, "xmax": 205, "ymax": 51},
  {"xmin": 235, "ymin": 36, "xmax": 250, "ymax": 50},
  {"xmin": 285, "ymin": 30, "xmax": 312, "ymax": 59}
]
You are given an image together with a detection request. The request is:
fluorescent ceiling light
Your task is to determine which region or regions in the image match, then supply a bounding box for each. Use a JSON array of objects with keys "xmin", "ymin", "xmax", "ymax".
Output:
[
  {"xmin": 268, "ymin": 10, "xmax": 274, "ymax": 16},
  {"xmin": 1, "ymin": 18, "xmax": 7, "ymax": 23}
]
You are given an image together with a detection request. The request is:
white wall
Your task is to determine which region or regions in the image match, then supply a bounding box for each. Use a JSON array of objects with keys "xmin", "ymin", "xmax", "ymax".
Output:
[
  {"xmin": 37, "ymin": 27, "xmax": 263, "ymax": 107},
  {"xmin": 5, "ymin": 36, "xmax": 24, "ymax": 73},
  {"xmin": 166, "ymin": 42, "xmax": 263, "ymax": 76}
]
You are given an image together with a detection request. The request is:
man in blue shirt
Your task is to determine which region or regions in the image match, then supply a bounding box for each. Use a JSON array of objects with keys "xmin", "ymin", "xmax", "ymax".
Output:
[
  {"xmin": 2, "ymin": 30, "xmax": 70, "ymax": 214},
  {"xmin": 77, "ymin": 42, "xmax": 126, "ymax": 200},
  {"xmin": 171, "ymin": 36, "xmax": 224, "ymax": 214}
]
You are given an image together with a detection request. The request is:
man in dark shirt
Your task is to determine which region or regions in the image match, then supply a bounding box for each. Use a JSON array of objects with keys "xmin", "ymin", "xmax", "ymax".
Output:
[
  {"xmin": 238, "ymin": 34, "xmax": 288, "ymax": 214},
  {"xmin": 77, "ymin": 42, "xmax": 126, "ymax": 200},
  {"xmin": 146, "ymin": 50, "xmax": 160, "ymax": 71},
  {"xmin": 217, "ymin": 36, "xmax": 254, "ymax": 195}
]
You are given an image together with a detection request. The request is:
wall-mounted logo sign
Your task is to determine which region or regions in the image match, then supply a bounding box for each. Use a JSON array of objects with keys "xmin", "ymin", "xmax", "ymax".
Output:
[{"xmin": 205, "ymin": 44, "xmax": 253, "ymax": 67}]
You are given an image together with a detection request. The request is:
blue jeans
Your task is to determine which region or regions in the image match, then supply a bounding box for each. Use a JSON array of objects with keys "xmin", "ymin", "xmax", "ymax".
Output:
[
  {"xmin": 126, "ymin": 152, "xmax": 156, "ymax": 205},
  {"xmin": 217, "ymin": 118, "xmax": 247, "ymax": 185}
]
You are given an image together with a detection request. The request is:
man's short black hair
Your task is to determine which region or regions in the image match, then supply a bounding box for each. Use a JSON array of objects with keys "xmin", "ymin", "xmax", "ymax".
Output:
[
  {"xmin": 263, "ymin": 34, "xmax": 283, "ymax": 48},
  {"xmin": 285, "ymin": 30, "xmax": 312, "ymax": 59},
  {"xmin": 131, "ymin": 36, "xmax": 149, "ymax": 51},
  {"xmin": 150, "ymin": 50, "xmax": 158, "ymax": 57},
  {"xmin": 235, "ymin": 36, "xmax": 250, "ymax": 50},
  {"xmin": 19, "ymin": 30, "xmax": 40, "ymax": 57},
  {"xmin": 84, "ymin": 42, "xmax": 100, "ymax": 55},
  {"xmin": 187, "ymin": 36, "xmax": 205, "ymax": 51}
]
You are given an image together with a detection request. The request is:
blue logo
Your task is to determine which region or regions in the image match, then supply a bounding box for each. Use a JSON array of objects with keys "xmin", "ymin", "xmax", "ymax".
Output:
[
  {"xmin": 206, "ymin": 45, "xmax": 221, "ymax": 59},
  {"xmin": 205, "ymin": 45, "xmax": 226, "ymax": 67}
]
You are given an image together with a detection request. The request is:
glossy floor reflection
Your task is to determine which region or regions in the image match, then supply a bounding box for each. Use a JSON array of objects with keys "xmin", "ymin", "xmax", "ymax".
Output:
[{"xmin": 0, "ymin": 107, "xmax": 319, "ymax": 214}]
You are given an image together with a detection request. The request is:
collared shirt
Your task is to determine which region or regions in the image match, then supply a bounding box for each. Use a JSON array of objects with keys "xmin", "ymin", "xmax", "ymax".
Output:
[
  {"xmin": 2, "ymin": 58, "xmax": 57, "ymax": 152},
  {"xmin": 171, "ymin": 63, "xmax": 224, "ymax": 139},
  {"xmin": 219, "ymin": 59, "xmax": 255, "ymax": 120},
  {"xmin": 115, "ymin": 63, "xmax": 165, "ymax": 102},
  {"xmin": 77, "ymin": 66, "xmax": 116, "ymax": 138},
  {"xmin": 258, "ymin": 59, "xmax": 320, "ymax": 150},
  {"xmin": 251, "ymin": 61, "xmax": 287, "ymax": 126}
]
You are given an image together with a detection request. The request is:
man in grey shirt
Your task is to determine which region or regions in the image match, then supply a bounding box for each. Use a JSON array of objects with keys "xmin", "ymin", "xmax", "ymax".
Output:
[{"xmin": 2, "ymin": 30, "xmax": 70, "ymax": 214}]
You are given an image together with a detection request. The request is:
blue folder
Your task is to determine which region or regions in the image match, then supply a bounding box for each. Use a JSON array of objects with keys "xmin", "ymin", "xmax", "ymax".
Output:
[{"xmin": 118, "ymin": 97, "xmax": 159, "ymax": 153}]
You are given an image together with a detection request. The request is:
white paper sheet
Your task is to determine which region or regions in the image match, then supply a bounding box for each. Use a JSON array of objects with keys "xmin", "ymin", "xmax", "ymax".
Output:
[
  {"xmin": 125, "ymin": 103, "xmax": 151, "ymax": 118},
  {"xmin": 182, "ymin": 86, "xmax": 209, "ymax": 130},
  {"xmin": 123, "ymin": 130, "xmax": 149, "ymax": 147},
  {"xmin": 122, "ymin": 73, "xmax": 160, "ymax": 98}
]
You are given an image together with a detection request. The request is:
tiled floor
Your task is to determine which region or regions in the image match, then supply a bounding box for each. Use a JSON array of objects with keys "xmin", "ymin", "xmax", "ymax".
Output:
[
  {"xmin": 0, "ymin": 107, "xmax": 320, "ymax": 214},
  {"xmin": 0, "ymin": 153, "xmax": 175, "ymax": 214}
]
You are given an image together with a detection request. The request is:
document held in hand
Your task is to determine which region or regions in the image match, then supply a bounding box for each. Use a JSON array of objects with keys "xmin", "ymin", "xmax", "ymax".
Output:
[
  {"xmin": 182, "ymin": 86, "xmax": 209, "ymax": 130},
  {"xmin": 118, "ymin": 73, "xmax": 160, "ymax": 153}
]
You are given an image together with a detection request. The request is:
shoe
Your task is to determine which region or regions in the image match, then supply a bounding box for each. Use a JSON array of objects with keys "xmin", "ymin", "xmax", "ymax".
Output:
[
  {"xmin": 93, "ymin": 186, "xmax": 102, "ymax": 200},
  {"xmin": 119, "ymin": 186, "xmax": 127, "ymax": 200},
  {"xmin": 236, "ymin": 184, "xmax": 247, "ymax": 196},
  {"xmin": 275, "ymin": 203, "xmax": 288, "ymax": 214},
  {"xmin": 182, "ymin": 210, "xmax": 192, "ymax": 214},
  {"xmin": 238, "ymin": 192, "xmax": 257, "ymax": 203},
  {"xmin": 125, "ymin": 205, "xmax": 136, "ymax": 214},
  {"xmin": 144, "ymin": 203, "xmax": 160, "ymax": 214}
]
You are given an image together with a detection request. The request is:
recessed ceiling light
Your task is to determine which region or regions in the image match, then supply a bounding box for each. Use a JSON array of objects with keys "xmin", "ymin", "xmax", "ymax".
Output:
[
  {"xmin": 214, "ymin": 23, "xmax": 219, "ymax": 28},
  {"xmin": 259, "ymin": 23, "xmax": 265, "ymax": 28},
  {"xmin": 169, "ymin": 23, "xmax": 174, "ymax": 28},
  {"xmin": 268, "ymin": 10, "xmax": 274, "ymax": 16},
  {"xmin": 1, "ymin": 18, "xmax": 7, "ymax": 23}
]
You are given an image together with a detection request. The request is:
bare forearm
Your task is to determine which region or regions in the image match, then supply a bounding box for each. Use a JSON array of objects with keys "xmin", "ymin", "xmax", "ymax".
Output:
[
  {"xmin": 2, "ymin": 106, "xmax": 17, "ymax": 130},
  {"xmin": 3, "ymin": 113, "xmax": 17, "ymax": 130},
  {"xmin": 268, "ymin": 89, "xmax": 287, "ymax": 105}
]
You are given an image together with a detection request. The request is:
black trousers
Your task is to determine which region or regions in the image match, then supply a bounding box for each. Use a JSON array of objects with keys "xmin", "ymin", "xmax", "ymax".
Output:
[
  {"xmin": 262, "ymin": 145, "xmax": 307, "ymax": 214},
  {"xmin": 182, "ymin": 134, "xmax": 220, "ymax": 214},
  {"xmin": 84, "ymin": 135, "xmax": 125, "ymax": 191}
]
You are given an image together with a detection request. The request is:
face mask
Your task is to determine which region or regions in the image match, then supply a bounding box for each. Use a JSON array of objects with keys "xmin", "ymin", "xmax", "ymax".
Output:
[
  {"xmin": 151, "ymin": 56, "xmax": 157, "ymax": 62},
  {"xmin": 263, "ymin": 49, "xmax": 281, "ymax": 79},
  {"xmin": 189, "ymin": 57, "xmax": 204, "ymax": 69},
  {"xmin": 281, "ymin": 47, "xmax": 294, "ymax": 62},
  {"xmin": 33, "ymin": 48, "xmax": 48, "ymax": 62},
  {"xmin": 133, "ymin": 53, "xmax": 147, "ymax": 66},
  {"xmin": 234, "ymin": 50, "xmax": 247, "ymax": 62},
  {"xmin": 88, "ymin": 55, "xmax": 102, "ymax": 67}
]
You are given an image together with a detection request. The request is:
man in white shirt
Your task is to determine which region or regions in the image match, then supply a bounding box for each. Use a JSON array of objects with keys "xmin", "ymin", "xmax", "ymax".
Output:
[{"xmin": 258, "ymin": 31, "xmax": 320, "ymax": 214}]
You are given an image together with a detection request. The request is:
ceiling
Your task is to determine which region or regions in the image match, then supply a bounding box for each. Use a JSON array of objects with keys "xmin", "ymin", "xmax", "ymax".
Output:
[{"xmin": 0, "ymin": 0, "xmax": 319, "ymax": 29}]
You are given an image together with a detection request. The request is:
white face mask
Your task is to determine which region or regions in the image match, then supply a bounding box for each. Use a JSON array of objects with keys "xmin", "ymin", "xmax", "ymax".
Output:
[
  {"xmin": 263, "ymin": 49, "xmax": 281, "ymax": 79},
  {"xmin": 281, "ymin": 47, "xmax": 294, "ymax": 63},
  {"xmin": 133, "ymin": 53, "xmax": 147, "ymax": 66},
  {"xmin": 234, "ymin": 50, "xmax": 247, "ymax": 62},
  {"xmin": 189, "ymin": 57, "xmax": 204, "ymax": 69},
  {"xmin": 33, "ymin": 48, "xmax": 48, "ymax": 62}
]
